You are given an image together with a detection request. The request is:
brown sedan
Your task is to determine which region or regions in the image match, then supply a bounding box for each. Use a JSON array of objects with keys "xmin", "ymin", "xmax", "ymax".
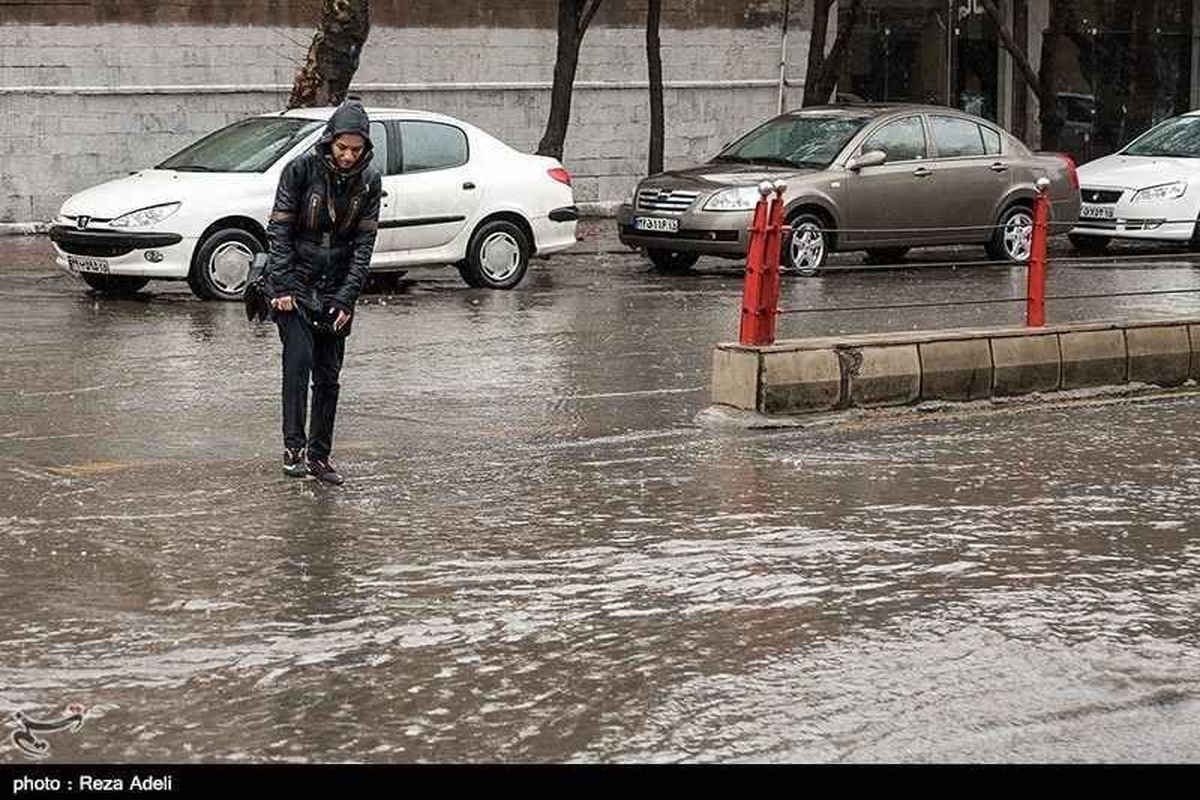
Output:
[{"xmin": 617, "ymin": 104, "xmax": 1081, "ymax": 274}]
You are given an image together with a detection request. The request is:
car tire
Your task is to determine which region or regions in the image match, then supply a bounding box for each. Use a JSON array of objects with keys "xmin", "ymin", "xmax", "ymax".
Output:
[
  {"xmin": 784, "ymin": 213, "xmax": 830, "ymax": 276},
  {"xmin": 1189, "ymin": 217, "xmax": 1200, "ymax": 253},
  {"xmin": 985, "ymin": 204, "xmax": 1034, "ymax": 264},
  {"xmin": 80, "ymin": 274, "xmax": 150, "ymax": 296},
  {"xmin": 456, "ymin": 262, "xmax": 484, "ymax": 288},
  {"xmin": 188, "ymin": 227, "xmax": 263, "ymax": 301},
  {"xmin": 646, "ymin": 249, "xmax": 700, "ymax": 273},
  {"xmin": 863, "ymin": 247, "xmax": 910, "ymax": 265},
  {"xmin": 461, "ymin": 219, "xmax": 530, "ymax": 289},
  {"xmin": 1068, "ymin": 233, "xmax": 1111, "ymax": 255}
]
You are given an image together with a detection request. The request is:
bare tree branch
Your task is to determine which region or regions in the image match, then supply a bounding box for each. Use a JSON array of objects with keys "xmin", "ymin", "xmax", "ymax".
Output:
[{"xmin": 579, "ymin": 0, "xmax": 603, "ymax": 34}]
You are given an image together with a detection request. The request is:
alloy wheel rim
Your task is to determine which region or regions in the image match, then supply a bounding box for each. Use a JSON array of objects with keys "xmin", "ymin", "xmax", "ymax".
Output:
[
  {"xmin": 790, "ymin": 223, "xmax": 825, "ymax": 272},
  {"xmin": 1003, "ymin": 212, "xmax": 1033, "ymax": 262}
]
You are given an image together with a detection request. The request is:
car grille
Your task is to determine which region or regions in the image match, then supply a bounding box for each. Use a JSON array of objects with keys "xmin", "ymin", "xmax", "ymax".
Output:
[
  {"xmin": 1080, "ymin": 188, "xmax": 1123, "ymax": 204},
  {"xmin": 58, "ymin": 240, "xmax": 135, "ymax": 257},
  {"xmin": 636, "ymin": 189, "xmax": 700, "ymax": 214}
]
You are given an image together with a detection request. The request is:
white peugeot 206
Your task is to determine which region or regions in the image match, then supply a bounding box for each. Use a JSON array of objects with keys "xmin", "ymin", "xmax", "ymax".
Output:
[
  {"xmin": 1070, "ymin": 110, "xmax": 1200, "ymax": 254},
  {"xmin": 51, "ymin": 107, "xmax": 578, "ymax": 299}
]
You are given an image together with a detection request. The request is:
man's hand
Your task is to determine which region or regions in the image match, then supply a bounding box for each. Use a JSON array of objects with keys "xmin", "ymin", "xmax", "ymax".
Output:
[
  {"xmin": 271, "ymin": 295, "xmax": 295, "ymax": 312},
  {"xmin": 332, "ymin": 308, "xmax": 351, "ymax": 331}
]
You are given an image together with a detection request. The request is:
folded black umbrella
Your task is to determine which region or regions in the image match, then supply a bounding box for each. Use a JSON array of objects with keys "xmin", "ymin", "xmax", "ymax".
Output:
[{"xmin": 244, "ymin": 253, "xmax": 273, "ymax": 323}]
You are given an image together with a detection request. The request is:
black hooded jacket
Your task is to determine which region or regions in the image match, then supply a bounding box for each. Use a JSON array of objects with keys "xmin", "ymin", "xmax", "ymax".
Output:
[{"xmin": 266, "ymin": 101, "xmax": 382, "ymax": 316}]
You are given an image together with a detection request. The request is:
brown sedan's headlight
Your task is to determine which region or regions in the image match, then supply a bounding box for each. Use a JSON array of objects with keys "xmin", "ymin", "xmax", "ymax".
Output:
[{"xmin": 703, "ymin": 186, "xmax": 760, "ymax": 211}]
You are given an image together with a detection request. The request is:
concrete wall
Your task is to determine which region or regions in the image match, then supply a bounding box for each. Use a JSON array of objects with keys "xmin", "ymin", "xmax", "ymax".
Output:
[
  {"xmin": 712, "ymin": 319, "xmax": 1200, "ymax": 416},
  {"xmin": 0, "ymin": 3, "xmax": 814, "ymax": 223}
]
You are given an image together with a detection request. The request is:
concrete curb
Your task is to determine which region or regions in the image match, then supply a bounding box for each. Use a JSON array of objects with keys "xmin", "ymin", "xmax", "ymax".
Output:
[{"xmin": 712, "ymin": 318, "xmax": 1200, "ymax": 415}]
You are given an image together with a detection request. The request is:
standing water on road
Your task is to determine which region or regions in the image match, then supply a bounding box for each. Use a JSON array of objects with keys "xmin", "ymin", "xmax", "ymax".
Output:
[{"xmin": 1, "ymin": 238, "xmax": 1199, "ymax": 761}]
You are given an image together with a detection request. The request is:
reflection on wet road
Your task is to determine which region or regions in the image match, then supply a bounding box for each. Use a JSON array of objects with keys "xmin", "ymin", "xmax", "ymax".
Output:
[{"xmin": 2, "ymin": 237, "xmax": 1199, "ymax": 762}]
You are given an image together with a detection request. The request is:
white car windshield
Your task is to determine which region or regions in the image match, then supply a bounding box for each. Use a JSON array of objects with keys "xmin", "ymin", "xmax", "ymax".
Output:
[
  {"xmin": 157, "ymin": 117, "xmax": 324, "ymax": 173},
  {"xmin": 714, "ymin": 113, "xmax": 873, "ymax": 169},
  {"xmin": 1123, "ymin": 115, "xmax": 1200, "ymax": 158}
]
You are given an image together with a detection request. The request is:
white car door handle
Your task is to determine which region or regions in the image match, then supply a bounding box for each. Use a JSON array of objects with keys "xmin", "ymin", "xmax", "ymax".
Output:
[{"xmin": 913, "ymin": 167, "xmax": 932, "ymax": 178}]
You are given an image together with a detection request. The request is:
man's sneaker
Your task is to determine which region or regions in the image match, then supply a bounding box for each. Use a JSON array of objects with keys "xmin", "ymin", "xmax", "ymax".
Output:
[
  {"xmin": 283, "ymin": 448, "xmax": 307, "ymax": 478},
  {"xmin": 306, "ymin": 457, "xmax": 344, "ymax": 486}
]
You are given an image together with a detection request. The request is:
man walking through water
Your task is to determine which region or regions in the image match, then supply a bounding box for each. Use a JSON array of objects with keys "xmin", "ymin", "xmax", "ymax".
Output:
[{"xmin": 267, "ymin": 99, "xmax": 381, "ymax": 485}]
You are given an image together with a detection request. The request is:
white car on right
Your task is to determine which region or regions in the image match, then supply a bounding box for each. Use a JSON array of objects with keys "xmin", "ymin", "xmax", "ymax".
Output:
[{"xmin": 1071, "ymin": 110, "xmax": 1200, "ymax": 254}]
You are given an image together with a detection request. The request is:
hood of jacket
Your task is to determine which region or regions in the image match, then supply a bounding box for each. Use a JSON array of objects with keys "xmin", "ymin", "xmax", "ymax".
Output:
[{"xmin": 318, "ymin": 100, "xmax": 374, "ymax": 178}]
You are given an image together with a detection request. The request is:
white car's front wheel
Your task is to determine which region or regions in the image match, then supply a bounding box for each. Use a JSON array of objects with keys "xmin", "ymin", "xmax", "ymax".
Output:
[{"xmin": 189, "ymin": 228, "xmax": 263, "ymax": 301}]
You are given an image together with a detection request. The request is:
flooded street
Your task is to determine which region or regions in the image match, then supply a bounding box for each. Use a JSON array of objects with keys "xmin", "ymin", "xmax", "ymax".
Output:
[{"xmin": 2, "ymin": 235, "xmax": 1199, "ymax": 762}]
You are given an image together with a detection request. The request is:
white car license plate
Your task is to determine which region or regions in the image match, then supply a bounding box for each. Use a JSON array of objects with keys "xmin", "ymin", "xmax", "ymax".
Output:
[
  {"xmin": 1080, "ymin": 204, "xmax": 1115, "ymax": 220},
  {"xmin": 634, "ymin": 216, "xmax": 679, "ymax": 233},
  {"xmin": 66, "ymin": 256, "xmax": 111, "ymax": 274}
]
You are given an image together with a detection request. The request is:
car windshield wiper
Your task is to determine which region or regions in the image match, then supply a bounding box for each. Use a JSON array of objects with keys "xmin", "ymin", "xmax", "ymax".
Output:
[
  {"xmin": 163, "ymin": 164, "xmax": 218, "ymax": 172},
  {"xmin": 745, "ymin": 156, "xmax": 802, "ymax": 168},
  {"xmin": 713, "ymin": 155, "xmax": 751, "ymax": 164}
]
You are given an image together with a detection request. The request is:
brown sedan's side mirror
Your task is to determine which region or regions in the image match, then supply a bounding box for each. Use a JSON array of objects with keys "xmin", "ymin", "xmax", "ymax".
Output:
[{"xmin": 847, "ymin": 150, "xmax": 888, "ymax": 171}]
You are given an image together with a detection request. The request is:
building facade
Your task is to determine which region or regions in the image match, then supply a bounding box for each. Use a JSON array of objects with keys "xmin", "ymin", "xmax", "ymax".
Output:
[
  {"xmin": 838, "ymin": 0, "xmax": 1200, "ymax": 163},
  {"xmin": 0, "ymin": 0, "xmax": 812, "ymax": 223},
  {"xmin": 2, "ymin": 1, "xmax": 1200, "ymax": 224}
]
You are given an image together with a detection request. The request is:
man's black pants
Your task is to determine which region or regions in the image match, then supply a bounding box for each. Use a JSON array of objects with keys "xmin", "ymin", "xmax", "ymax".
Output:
[{"xmin": 277, "ymin": 311, "xmax": 345, "ymax": 461}]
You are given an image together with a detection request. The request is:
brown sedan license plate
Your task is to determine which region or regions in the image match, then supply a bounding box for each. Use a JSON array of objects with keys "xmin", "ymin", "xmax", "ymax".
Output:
[{"xmin": 634, "ymin": 216, "xmax": 679, "ymax": 233}]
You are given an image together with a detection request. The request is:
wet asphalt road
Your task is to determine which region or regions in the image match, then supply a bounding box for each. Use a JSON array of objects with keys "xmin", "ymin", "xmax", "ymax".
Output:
[{"xmin": 2, "ymin": 232, "xmax": 1200, "ymax": 763}]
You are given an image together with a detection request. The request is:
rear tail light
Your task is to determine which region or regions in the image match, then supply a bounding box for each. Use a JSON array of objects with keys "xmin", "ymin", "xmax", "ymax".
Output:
[
  {"xmin": 1057, "ymin": 153, "xmax": 1079, "ymax": 190},
  {"xmin": 548, "ymin": 167, "xmax": 572, "ymax": 186}
]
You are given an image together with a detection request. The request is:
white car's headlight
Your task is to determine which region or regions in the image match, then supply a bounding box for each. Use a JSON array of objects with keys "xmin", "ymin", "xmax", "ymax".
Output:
[
  {"xmin": 704, "ymin": 186, "xmax": 761, "ymax": 211},
  {"xmin": 1131, "ymin": 181, "xmax": 1187, "ymax": 203},
  {"xmin": 110, "ymin": 202, "xmax": 182, "ymax": 228}
]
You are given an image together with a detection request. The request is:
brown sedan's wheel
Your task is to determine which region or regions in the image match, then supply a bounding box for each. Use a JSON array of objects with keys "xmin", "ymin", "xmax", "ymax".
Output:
[
  {"xmin": 785, "ymin": 213, "xmax": 830, "ymax": 276},
  {"xmin": 647, "ymin": 249, "xmax": 700, "ymax": 273},
  {"xmin": 986, "ymin": 204, "xmax": 1034, "ymax": 264}
]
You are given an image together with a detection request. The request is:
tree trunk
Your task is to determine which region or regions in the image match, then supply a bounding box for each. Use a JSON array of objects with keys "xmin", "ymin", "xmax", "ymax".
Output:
[
  {"xmin": 1037, "ymin": 2, "xmax": 1064, "ymax": 151},
  {"xmin": 979, "ymin": 0, "xmax": 1085, "ymax": 151},
  {"xmin": 288, "ymin": 0, "xmax": 371, "ymax": 109},
  {"xmin": 803, "ymin": 0, "xmax": 864, "ymax": 107},
  {"xmin": 537, "ymin": 1, "xmax": 604, "ymax": 160},
  {"xmin": 979, "ymin": 0, "xmax": 1040, "ymax": 96},
  {"xmin": 802, "ymin": 0, "xmax": 833, "ymax": 107},
  {"xmin": 646, "ymin": 0, "xmax": 664, "ymax": 175},
  {"xmin": 1126, "ymin": 3, "xmax": 1157, "ymax": 140}
]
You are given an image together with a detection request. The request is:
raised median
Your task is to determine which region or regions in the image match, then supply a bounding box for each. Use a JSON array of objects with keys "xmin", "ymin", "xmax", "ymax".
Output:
[{"xmin": 712, "ymin": 319, "xmax": 1200, "ymax": 416}]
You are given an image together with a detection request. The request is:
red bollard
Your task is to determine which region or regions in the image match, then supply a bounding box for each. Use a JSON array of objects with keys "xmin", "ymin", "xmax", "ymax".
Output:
[
  {"xmin": 739, "ymin": 182, "xmax": 787, "ymax": 346},
  {"xmin": 739, "ymin": 186, "xmax": 771, "ymax": 346},
  {"xmin": 1026, "ymin": 179, "xmax": 1050, "ymax": 327},
  {"xmin": 759, "ymin": 183, "xmax": 787, "ymax": 345}
]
